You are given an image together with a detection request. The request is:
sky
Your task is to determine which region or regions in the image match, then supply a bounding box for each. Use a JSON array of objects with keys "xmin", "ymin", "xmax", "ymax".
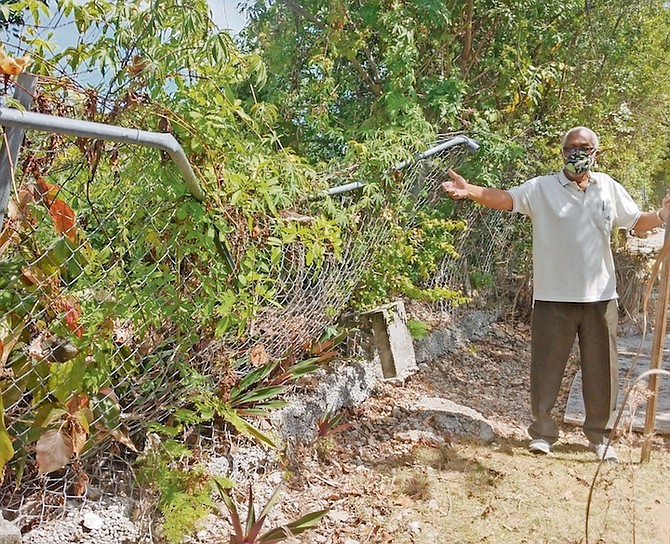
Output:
[
  {"xmin": 0, "ymin": 0, "xmax": 250, "ymax": 88},
  {"xmin": 208, "ymin": 0, "xmax": 248, "ymax": 34},
  {"xmin": 9, "ymin": 0, "xmax": 249, "ymax": 54}
]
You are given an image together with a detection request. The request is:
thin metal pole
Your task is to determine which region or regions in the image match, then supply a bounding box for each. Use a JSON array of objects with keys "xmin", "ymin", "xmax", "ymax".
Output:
[
  {"xmin": 0, "ymin": 73, "xmax": 38, "ymax": 226},
  {"xmin": 0, "ymin": 106, "xmax": 206, "ymax": 202},
  {"xmin": 322, "ymin": 135, "xmax": 479, "ymax": 197}
]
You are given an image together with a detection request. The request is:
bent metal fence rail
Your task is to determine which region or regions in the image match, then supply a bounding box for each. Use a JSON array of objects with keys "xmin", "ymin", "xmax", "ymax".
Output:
[{"xmin": 0, "ymin": 76, "xmax": 510, "ymax": 531}]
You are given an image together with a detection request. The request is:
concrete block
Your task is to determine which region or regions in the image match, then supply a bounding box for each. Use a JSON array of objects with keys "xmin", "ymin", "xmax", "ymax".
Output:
[
  {"xmin": 271, "ymin": 357, "xmax": 382, "ymax": 443},
  {"xmin": 414, "ymin": 309, "xmax": 498, "ymax": 364},
  {"xmin": 365, "ymin": 301, "xmax": 418, "ymax": 380}
]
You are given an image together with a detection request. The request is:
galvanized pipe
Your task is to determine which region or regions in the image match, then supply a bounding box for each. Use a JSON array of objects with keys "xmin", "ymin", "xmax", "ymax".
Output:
[
  {"xmin": 391, "ymin": 135, "xmax": 479, "ymax": 171},
  {"xmin": 0, "ymin": 74, "xmax": 38, "ymax": 226},
  {"xmin": 322, "ymin": 135, "xmax": 479, "ymax": 196},
  {"xmin": 0, "ymin": 107, "xmax": 206, "ymax": 202}
]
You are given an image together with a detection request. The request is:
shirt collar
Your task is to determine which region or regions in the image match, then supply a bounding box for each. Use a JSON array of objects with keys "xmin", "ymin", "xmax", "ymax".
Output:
[{"xmin": 558, "ymin": 169, "xmax": 597, "ymax": 187}]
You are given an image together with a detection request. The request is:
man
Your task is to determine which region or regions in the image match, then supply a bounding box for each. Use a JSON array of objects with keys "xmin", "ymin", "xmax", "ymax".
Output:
[{"xmin": 442, "ymin": 126, "xmax": 670, "ymax": 462}]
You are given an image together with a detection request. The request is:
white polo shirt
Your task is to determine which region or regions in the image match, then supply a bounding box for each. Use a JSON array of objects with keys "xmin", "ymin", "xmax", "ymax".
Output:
[{"xmin": 507, "ymin": 170, "xmax": 641, "ymax": 303}]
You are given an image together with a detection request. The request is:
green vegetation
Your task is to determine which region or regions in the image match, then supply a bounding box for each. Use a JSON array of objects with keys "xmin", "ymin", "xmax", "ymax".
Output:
[
  {"xmin": 1, "ymin": 0, "xmax": 670, "ymax": 540},
  {"xmin": 406, "ymin": 319, "xmax": 432, "ymax": 340}
]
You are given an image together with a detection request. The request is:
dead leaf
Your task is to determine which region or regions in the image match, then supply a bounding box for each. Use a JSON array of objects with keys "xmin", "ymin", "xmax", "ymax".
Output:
[
  {"xmin": 327, "ymin": 510, "xmax": 351, "ymax": 522},
  {"xmin": 72, "ymin": 470, "xmax": 89, "ymax": 497},
  {"xmin": 249, "ymin": 344, "xmax": 269, "ymax": 367},
  {"xmin": 98, "ymin": 387, "xmax": 119, "ymax": 405},
  {"xmin": 34, "ymin": 178, "xmax": 61, "ymax": 205},
  {"xmin": 41, "ymin": 335, "xmax": 79, "ymax": 362},
  {"xmin": 394, "ymin": 496, "xmax": 413, "ymax": 507},
  {"xmin": 10, "ymin": 186, "xmax": 34, "ymax": 217},
  {"xmin": 48, "ymin": 199, "xmax": 78, "ymax": 242},
  {"xmin": 108, "ymin": 427, "xmax": 139, "ymax": 453},
  {"xmin": 112, "ymin": 318, "xmax": 134, "ymax": 346},
  {"xmin": 71, "ymin": 426, "xmax": 87, "ymax": 455},
  {"xmin": 66, "ymin": 394, "xmax": 89, "ymax": 414},
  {"xmin": 0, "ymin": 330, "xmax": 22, "ymax": 366},
  {"xmin": 20, "ymin": 266, "xmax": 47, "ymax": 287},
  {"xmin": 36, "ymin": 429, "xmax": 73, "ymax": 474},
  {"xmin": 0, "ymin": 57, "xmax": 21, "ymax": 76},
  {"xmin": 127, "ymin": 55, "xmax": 148, "ymax": 76},
  {"xmin": 58, "ymin": 298, "xmax": 83, "ymax": 338},
  {"xmin": 13, "ymin": 56, "xmax": 32, "ymax": 70}
]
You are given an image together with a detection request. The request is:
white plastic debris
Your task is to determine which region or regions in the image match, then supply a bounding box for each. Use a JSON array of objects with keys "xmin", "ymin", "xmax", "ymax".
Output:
[{"xmin": 82, "ymin": 512, "xmax": 103, "ymax": 531}]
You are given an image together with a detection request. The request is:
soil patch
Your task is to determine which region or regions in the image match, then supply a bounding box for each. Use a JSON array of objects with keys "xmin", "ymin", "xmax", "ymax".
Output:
[{"xmin": 187, "ymin": 319, "xmax": 670, "ymax": 544}]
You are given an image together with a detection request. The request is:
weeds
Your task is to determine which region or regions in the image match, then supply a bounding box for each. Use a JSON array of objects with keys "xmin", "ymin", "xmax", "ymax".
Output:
[{"xmin": 213, "ymin": 480, "xmax": 329, "ymax": 543}]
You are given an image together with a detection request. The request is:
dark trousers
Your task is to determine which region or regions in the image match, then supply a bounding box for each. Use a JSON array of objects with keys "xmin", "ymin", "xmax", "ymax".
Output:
[{"xmin": 529, "ymin": 300, "xmax": 619, "ymax": 445}]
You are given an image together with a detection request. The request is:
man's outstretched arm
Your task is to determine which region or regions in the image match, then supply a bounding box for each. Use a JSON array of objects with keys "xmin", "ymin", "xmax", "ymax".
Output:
[
  {"xmin": 442, "ymin": 168, "xmax": 513, "ymax": 211},
  {"xmin": 631, "ymin": 194, "xmax": 670, "ymax": 234}
]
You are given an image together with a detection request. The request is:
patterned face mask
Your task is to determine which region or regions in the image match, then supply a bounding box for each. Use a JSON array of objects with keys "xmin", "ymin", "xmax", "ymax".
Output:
[{"xmin": 563, "ymin": 148, "xmax": 596, "ymax": 174}]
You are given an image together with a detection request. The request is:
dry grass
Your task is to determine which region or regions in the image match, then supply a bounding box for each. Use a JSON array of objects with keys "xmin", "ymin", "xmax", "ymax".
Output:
[
  {"xmin": 270, "ymin": 317, "xmax": 670, "ymax": 544},
  {"xmin": 290, "ymin": 437, "xmax": 670, "ymax": 544}
]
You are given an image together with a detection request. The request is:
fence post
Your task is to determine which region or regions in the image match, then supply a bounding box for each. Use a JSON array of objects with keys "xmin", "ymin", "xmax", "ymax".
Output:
[
  {"xmin": 640, "ymin": 220, "xmax": 670, "ymax": 462},
  {"xmin": 0, "ymin": 72, "xmax": 38, "ymax": 227}
]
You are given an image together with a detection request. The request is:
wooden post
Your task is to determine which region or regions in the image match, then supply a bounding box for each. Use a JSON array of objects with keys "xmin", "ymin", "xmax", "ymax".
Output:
[
  {"xmin": 640, "ymin": 219, "xmax": 670, "ymax": 462},
  {"xmin": 0, "ymin": 73, "xmax": 38, "ymax": 226}
]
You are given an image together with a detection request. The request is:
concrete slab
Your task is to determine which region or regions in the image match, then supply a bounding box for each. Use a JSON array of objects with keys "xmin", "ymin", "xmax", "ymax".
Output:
[
  {"xmin": 565, "ymin": 332, "xmax": 670, "ymax": 434},
  {"xmin": 412, "ymin": 396, "xmax": 496, "ymax": 443},
  {"xmin": 364, "ymin": 300, "xmax": 418, "ymax": 380}
]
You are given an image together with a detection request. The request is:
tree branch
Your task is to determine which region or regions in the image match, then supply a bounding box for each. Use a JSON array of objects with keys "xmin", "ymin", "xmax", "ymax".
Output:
[
  {"xmin": 460, "ymin": 0, "xmax": 474, "ymax": 75},
  {"xmin": 349, "ymin": 55, "xmax": 383, "ymax": 96},
  {"xmin": 278, "ymin": 0, "xmax": 325, "ymax": 28},
  {"xmin": 277, "ymin": 0, "xmax": 383, "ymax": 97}
]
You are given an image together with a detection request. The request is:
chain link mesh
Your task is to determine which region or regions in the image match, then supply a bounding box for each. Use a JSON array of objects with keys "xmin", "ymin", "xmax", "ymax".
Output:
[{"xmin": 0, "ymin": 124, "xmax": 513, "ymax": 533}]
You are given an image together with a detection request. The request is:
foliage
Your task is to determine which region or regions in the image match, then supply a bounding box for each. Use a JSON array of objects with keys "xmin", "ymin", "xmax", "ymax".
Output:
[
  {"xmin": 0, "ymin": 0, "xmax": 353, "ymax": 483},
  {"xmin": 315, "ymin": 408, "xmax": 350, "ymax": 439},
  {"xmin": 213, "ymin": 479, "xmax": 329, "ymax": 544},
  {"xmin": 0, "ymin": 173, "xmax": 140, "ymax": 480},
  {"xmin": 0, "ymin": 0, "xmax": 32, "ymax": 29},
  {"xmin": 137, "ymin": 438, "xmax": 234, "ymax": 544},
  {"xmin": 406, "ymin": 319, "xmax": 431, "ymax": 340},
  {"xmin": 243, "ymin": 0, "xmax": 670, "ymax": 207},
  {"xmin": 355, "ymin": 212, "xmax": 469, "ymax": 309}
]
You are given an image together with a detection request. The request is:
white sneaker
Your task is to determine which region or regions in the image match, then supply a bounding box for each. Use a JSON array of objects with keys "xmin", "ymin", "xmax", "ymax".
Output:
[
  {"xmin": 528, "ymin": 438, "xmax": 551, "ymax": 454},
  {"xmin": 592, "ymin": 443, "xmax": 618, "ymax": 463}
]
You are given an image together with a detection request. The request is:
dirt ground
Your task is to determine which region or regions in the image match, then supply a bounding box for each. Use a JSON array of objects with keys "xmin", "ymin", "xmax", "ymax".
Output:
[
  {"xmin": 187, "ymin": 229, "xmax": 670, "ymax": 544},
  {"xmin": 204, "ymin": 319, "xmax": 670, "ymax": 544}
]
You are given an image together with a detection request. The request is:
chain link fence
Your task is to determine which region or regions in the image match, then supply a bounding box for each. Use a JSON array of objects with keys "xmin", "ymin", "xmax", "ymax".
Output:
[{"xmin": 0, "ymin": 87, "xmax": 514, "ymax": 534}]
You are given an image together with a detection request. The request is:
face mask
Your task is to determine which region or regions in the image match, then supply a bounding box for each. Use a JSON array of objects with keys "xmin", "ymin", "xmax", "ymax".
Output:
[{"xmin": 563, "ymin": 148, "xmax": 596, "ymax": 174}]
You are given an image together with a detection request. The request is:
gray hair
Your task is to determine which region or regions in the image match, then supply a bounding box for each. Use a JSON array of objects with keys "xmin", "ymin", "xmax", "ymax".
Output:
[{"xmin": 561, "ymin": 126, "xmax": 599, "ymax": 149}]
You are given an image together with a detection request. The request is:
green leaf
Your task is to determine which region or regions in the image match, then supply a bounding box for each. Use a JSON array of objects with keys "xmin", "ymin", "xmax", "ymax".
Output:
[
  {"xmin": 258, "ymin": 508, "xmax": 330, "ymax": 543},
  {"xmin": 281, "ymin": 357, "xmax": 321, "ymax": 380},
  {"xmin": 230, "ymin": 385, "xmax": 286, "ymax": 407},
  {"xmin": 231, "ymin": 360, "xmax": 280, "ymax": 397},
  {"xmin": 220, "ymin": 406, "xmax": 276, "ymax": 448},
  {"xmin": 0, "ymin": 393, "xmax": 14, "ymax": 472}
]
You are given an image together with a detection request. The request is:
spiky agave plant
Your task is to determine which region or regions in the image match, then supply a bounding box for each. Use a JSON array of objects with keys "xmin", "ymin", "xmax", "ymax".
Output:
[{"xmin": 213, "ymin": 479, "xmax": 329, "ymax": 543}]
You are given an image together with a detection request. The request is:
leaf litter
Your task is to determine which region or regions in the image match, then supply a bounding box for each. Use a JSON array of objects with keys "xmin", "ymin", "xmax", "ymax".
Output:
[{"xmin": 191, "ymin": 320, "xmax": 670, "ymax": 544}]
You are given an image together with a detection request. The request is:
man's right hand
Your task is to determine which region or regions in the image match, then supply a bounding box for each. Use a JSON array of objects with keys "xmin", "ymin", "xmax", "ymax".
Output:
[
  {"xmin": 441, "ymin": 169, "xmax": 514, "ymax": 211},
  {"xmin": 442, "ymin": 168, "xmax": 470, "ymax": 200}
]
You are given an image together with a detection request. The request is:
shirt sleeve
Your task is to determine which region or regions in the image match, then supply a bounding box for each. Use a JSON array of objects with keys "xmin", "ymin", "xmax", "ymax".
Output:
[
  {"xmin": 507, "ymin": 177, "xmax": 537, "ymax": 216},
  {"xmin": 610, "ymin": 176, "xmax": 641, "ymax": 229}
]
